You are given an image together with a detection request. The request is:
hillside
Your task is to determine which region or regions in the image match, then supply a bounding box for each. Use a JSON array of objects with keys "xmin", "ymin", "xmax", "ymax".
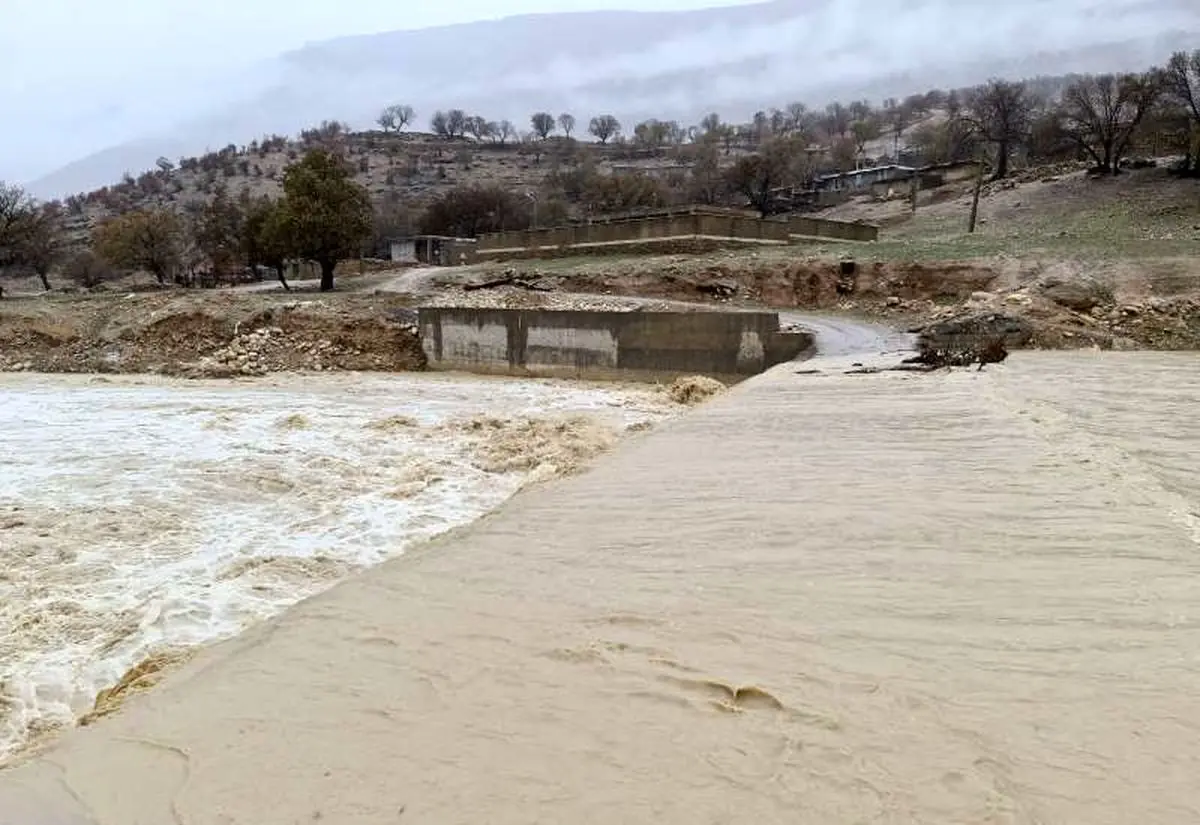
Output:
[{"xmin": 23, "ymin": 0, "xmax": 1200, "ymax": 197}]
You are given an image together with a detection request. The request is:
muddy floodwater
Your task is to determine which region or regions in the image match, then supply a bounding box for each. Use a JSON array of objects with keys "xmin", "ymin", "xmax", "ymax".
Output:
[
  {"xmin": 0, "ymin": 372, "xmax": 675, "ymax": 759},
  {"xmin": 1, "ymin": 351, "xmax": 1199, "ymax": 825}
]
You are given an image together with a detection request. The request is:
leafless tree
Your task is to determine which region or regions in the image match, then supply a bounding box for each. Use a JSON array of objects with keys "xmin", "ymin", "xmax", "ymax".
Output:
[
  {"xmin": 430, "ymin": 110, "xmax": 451, "ymax": 138},
  {"xmin": 726, "ymin": 137, "xmax": 810, "ymax": 216},
  {"xmin": 1163, "ymin": 50, "xmax": 1200, "ymax": 173},
  {"xmin": 382, "ymin": 104, "xmax": 415, "ymax": 131},
  {"xmin": 465, "ymin": 115, "xmax": 492, "ymax": 141},
  {"xmin": 557, "ymin": 113, "xmax": 576, "ymax": 138},
  {"xmin": 1060, "ymin": 71, "xmax": 1163, "ymax": 173},
  {"xmin": 446, "ymin": 109, "xmax": 467, "ymax": 138},
  {"xmin": 20, "ymin": 203, "xmax": 65, "ymax": 290},
  {"xmin": 498, "ymin": 120, "xmax": 517, "ymax": 145},
  {"xmin": 964, "ymin": 79, "xmax": 1035, "ymax": 179},
  {"xmin": 531, "ymin": 112, "xmax": 556, "ymax": 140},
  {"xmin": 588, "ymin": 114, "xmax": 621, "ymax": 145},
  {"xmin": 883, "ymin": 98, "xmax": 912, "ymax": 158},
  {"xmin": 822, "ymin": 102, "xmax": 851, "ymax": 139},
  {"xmin": 0, "ymin": 182, "xmax": 36, "ymax": 271},
  {"xmin": 851, "ymin": 119, "xmax": 882, "ymax": 162},
  {"xmin": 63, "ymin": 250, "xmax": 115, "ymax": 289}
]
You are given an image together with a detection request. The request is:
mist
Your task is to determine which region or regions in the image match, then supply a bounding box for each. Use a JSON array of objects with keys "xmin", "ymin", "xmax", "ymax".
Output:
[{"xmin": 10, "ymin": 0, "xmax": 1199, "ymax": 199}]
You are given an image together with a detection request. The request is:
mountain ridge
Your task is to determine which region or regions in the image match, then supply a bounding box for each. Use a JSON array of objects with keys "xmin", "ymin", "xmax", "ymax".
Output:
[{"xmin": 24, "ymin": 0, "xmax": 1200, "ymax": 199}]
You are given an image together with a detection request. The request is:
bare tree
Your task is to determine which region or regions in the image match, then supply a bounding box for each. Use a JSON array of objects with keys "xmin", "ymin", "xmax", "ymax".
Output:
[
  {"xmin": 431, "ymin": 111, "xmax": 451, "ymax": 138},
  {"xmin": 882, "ymin": 98, "xmax": 912, "ymax": 158},
  {"xmin": 1164, "ymin": 50, "xmax": 1200, "ymax": 174},
  {"xmin": 700, "ymin": 112, "xmax": 723, "ymax": 136},
  {"xmin": 964, "ymin": 79, "xmax": 1035, "ymax": 179},
  {"xmin": 63, "ymin": 250, "xmax": 115, "ymax": 289},
  {"xmin": 851, "ymin": 118, "xmax": 882, "ymax": 163},
  {"xmin": 822, "ymin": 102, "xmax": 851, "ymax": 139},
  {"xmin": 0, "ymin": 182, "xmax": 36, "ymax": 272},
  {"xmin": 557, "ymin": 112, "xmax": 576, "ymax": 138},
  {"xmin": 381, "ymin": 104, "xmax": 415, "ymax": 131},
  {"xmin": 588, "ymin": 114, "xmax": 621, "ymax": 144},
  {"xmin": 725, "ymin": 138, "xmax": 809, "ymax": 216},
  {"xmin": 531, "ymin": 112, "xmax": 556, "ymax": 140},
  {"xmin": 465, "ymin": 115, "xmax": 492, "ymax": 141},
  {"xmin": 446, "ymin": 109, "xmax": 467, "ymax": 138},
  {"xmin": 21, "ymin": 204, "xmax": 65, "ymax": 291},
  {"xmin": 1060, "ymin": 71, "xmax": 1163, "ymax": 174},
  {"xmin": 784, "ymin": 102, "xmax": 808, "ymax": 133},
  {"xmin": 498, "ymin": 120, "xmax": 517, "ymax": 145}
]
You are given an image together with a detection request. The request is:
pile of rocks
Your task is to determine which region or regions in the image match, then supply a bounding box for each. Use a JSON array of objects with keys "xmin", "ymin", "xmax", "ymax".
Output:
[{"xmin": 201, "ymin": 327, "xmax": 286, "ymax": 376}]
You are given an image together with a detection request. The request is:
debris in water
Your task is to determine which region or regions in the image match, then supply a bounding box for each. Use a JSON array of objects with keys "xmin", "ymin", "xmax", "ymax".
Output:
[{"xmin": 667, "ymin": 375, "xmax": 726, "ymax": 406}]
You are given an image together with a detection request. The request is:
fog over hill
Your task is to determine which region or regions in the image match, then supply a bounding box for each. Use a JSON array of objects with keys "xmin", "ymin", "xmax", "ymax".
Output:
[{"xmin": 20, "ymin": 0, "xmax": 1200, "ymax": 199}]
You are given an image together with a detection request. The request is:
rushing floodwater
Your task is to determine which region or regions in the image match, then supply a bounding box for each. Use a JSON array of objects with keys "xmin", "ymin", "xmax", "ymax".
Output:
[
  {"xmin": 0, "ymin": 372, "xmax": 676, "ymax": 760},
  {"xmin": 2, "ymin": 351, "xmax": 1199, "ymax": 824}
]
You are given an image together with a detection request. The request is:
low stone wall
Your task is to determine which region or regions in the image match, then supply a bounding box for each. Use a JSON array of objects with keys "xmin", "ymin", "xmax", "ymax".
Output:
[
  {"xmin": 476, "ymin": 207, "xmax": 876, "ymax": 260},
  {"xmin": 418, "ymin": 308, "xmax": 814, "ymax": 382}
]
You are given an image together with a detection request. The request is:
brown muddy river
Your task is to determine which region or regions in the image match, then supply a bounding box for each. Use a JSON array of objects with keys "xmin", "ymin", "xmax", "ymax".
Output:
[{"xmin": 1, "ymin": 350, "xmax": 1198, "ymax": 824}]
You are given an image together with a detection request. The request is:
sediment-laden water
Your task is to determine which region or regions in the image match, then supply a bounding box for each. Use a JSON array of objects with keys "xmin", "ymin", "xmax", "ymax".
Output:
[{"xmin": 0, "ymin": 372, "xmax": 675, "ymax": 759}]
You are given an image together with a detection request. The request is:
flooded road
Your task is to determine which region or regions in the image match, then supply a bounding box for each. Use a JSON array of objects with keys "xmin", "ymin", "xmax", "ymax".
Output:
[
  {"xmin": 2, "ymin": 350, "xmax": 1199, "ymax": 824},
  {"xmin": 0, "ymin": 372, "xmax": 675, "ymax": 760}
]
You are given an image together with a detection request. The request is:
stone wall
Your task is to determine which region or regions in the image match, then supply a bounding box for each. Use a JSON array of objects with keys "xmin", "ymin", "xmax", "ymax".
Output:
[
  {"xmin": 475, "ymin": 207, "xmax": 876, "ymax": 261},
  {"xmin": 418, "ymin": 308, "xmax": 814, "ymax": 382}
]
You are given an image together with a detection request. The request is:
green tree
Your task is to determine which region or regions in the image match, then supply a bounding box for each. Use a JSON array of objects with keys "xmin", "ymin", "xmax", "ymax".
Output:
[
  {"xmin": 242, "ymin": 197, "xmax": 294, "ymax": 291},
  {"xmin": 93, "ymin": 207, "xmax": 184, "ymax": 284},
  {"xmin": 194, "ymin": 186, "xmax": 246, "ymax": 280},
  {"xmin": 279, "ymin": 149, "xmax": 372, "ymax": 291},
  {"xmin": 418, "ymin": 185, "xmax": 532, "ymax": 237}
]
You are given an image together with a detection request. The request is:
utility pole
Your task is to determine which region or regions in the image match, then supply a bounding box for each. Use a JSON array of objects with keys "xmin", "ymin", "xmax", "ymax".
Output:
[{"xmin": 967, "ymin": 159, "xmax": 985, "ymax": 233}]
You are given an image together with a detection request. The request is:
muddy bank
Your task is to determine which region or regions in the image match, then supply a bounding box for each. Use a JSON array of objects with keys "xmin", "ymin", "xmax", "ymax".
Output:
[
  {"xmin": 0, "ymin": 292, "xmax": 426, "ymax": 376},
  {"xmin": 466, "ymin": 255, "xmax": 1200, "ymax": 351}
]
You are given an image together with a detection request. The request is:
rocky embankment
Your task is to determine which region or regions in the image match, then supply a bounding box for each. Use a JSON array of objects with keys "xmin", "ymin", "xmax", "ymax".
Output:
[{"xmin": 0, "ymin": 293, "xmax": 425, "ymax": 376}]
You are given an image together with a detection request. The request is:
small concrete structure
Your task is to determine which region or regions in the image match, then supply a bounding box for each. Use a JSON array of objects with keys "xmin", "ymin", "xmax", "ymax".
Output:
[
  {"xmin": 389, "ymin": 235, "xmax": 477, "ymax": 266},
  {"xmin": 816, "ymin": 164, "xmax": 917, "ymax": 193},
  {"xmin": 418, "ymin": 307, "xmax": 814, "ymax": 382}
]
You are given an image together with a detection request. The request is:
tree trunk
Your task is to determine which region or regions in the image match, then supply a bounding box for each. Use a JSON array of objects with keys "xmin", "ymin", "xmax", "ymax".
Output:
[
  {"xmin": 319, "ymin": 259, "xmax": 336, "ymax": 292},
  {"xmin": 38, "ymin": 272, "xmax": 51, "ymax": 291},
  {"xmin": 275, "ymin": 265, "xmax": 291, "ymax": 292},
  {"xmin": 993, "ymin": 141, "xmax": 1010, "ymax": 180}
]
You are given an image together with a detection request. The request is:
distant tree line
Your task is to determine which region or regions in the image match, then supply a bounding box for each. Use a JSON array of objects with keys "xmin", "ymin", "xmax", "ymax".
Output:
[{"xmin": 4, "ymin": 48, "xmax": 1196, "ymax": 291}]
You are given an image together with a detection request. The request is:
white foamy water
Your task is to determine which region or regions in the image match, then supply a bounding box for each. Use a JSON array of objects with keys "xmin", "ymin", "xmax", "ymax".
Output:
[{"xmin": 0, "ymin": 371, "xmax": 676, "ymax": 759}]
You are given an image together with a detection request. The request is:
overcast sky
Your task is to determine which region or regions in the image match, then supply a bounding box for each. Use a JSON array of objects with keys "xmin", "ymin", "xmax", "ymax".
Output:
[{"xmin": 0, "ymin": 0, "xmax": 755, "ymax": 184}]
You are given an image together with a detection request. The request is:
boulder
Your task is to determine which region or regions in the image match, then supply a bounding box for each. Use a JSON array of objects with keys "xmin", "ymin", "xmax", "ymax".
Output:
[
  {"xmin": 1038, "ymin": 278, "xmax": 1109, "ymax": 312},
  {"xmin": 914, "ymin": 311, "xmax": 1035, "ymax": 357}
]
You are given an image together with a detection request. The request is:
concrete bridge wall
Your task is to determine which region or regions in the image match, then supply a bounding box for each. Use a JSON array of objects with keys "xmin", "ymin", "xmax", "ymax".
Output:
[{"xmin": 418, "ymin": 308, "xmax": 814, "ymax": 382}]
